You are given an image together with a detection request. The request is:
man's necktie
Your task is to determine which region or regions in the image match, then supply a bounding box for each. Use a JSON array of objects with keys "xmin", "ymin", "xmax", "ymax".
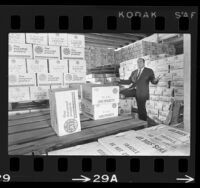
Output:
[{"xmin": 136, "ymin": 69, "xmax": 141, "ymax": 80}]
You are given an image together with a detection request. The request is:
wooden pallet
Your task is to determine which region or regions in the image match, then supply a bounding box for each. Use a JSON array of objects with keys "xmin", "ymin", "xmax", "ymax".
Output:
[{"xmin": 8, "ymin": 110, "xmax": 147, "ymax": 155}]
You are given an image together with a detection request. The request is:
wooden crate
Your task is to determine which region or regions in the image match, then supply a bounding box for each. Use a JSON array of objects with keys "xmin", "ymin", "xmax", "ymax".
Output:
[{"xmin": 8, "ymin": 110, "xmax": 147, "ymax": 155}]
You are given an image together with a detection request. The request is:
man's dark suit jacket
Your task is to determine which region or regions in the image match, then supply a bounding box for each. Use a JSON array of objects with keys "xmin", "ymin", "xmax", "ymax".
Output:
[{"xmin": 120, "ymin": 67, "xmax": 158, "ymax": 100}]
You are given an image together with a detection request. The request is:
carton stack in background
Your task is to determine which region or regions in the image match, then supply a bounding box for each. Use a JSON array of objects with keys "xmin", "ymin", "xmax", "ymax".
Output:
[
  {"xmin": 86, "ymin": 73, "xmax": 119, "ymax": 84},
  {"xmin": 81, "ymin": 84, "xmax": 119, "ymax": 120},
  {"xmin": 8, "ymin": 33, "xmax": 86, "ymax": 105},
  {"xmin": 85, "ymin": 45, "xmax": 115, "ymax": 69}
]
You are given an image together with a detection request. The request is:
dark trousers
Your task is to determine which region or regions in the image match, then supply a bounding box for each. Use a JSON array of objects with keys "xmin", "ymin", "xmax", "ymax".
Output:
[{"xmin": 120, "ymin": 88, "xmax": 147, "ymax": 121}]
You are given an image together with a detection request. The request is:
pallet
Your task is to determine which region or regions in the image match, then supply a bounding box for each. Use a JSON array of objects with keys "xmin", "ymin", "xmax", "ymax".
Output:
[{"xmin": 8, "ymin": 110, "xmax": 147, "ymax": 155}]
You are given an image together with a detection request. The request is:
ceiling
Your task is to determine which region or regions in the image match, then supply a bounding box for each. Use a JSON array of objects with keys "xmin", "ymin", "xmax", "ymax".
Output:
[{"xmin": 82, "ymin": 33, "xmax": 149, "ymax": 49}]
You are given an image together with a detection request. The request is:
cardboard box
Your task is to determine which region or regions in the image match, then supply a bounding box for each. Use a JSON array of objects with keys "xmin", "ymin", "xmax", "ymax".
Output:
[
  {"xmin": 82, "ymin": 84, "xmax": 119, "ymax": 105},
  {"xmin": 147, "ymin": 108, "xmax": 159, "ymax": 115},
  {"xmin": 9, "ymin": 73, "xmax": 36, "ymax": 87},
  {"xmin": 170, "ymin": 62, "xmax": 184, "ymax": 70},
  {"xmin": 68, "ymin": 34, "xmax": 85, "ymax": 48},
  {"xmin": 9, "ymin": 87, "xmax": 30, "ymax": 102},
  {"xmin": 64, "ymin": 73, "xmax": 86, "ymax": 84},
  {"xmin": 159, "ymin": 96, "xmax": 172, "ymax": 102},
  {"xmin": 149, "ymin": 87, "xmax": 155, "ymax": 95},
  {"xmin": 171, "ymin": 81, "xmax": 184, "ymax": 87},
  {"xmin": 9, "ymin": 58, "xmax": 26, "ymax": 73},
  {"xmin": 37, "ymin": 73, "xmax": 63, "ymax": 86},
  {"xmin": 9, "ymin": 33, "xmax": 25, "ymax": 44},
  {"xmin": 49, "ymin": 88, "xmax": 81, "ymax": 136},
  {"xmin": 26, "ymin": 33, "xmax": 48, "ymax": 45},
  {"xmin": 162, "ymin": 102, "xmax": 171, "ymax": 111},
  {"xmin": 171, "ymin": 69, "xmax": 184, "ymax": 81},
  {"xmin": 150, "ymin": 95, "xmax": 159, "ymax": 101},
  {"xmin": 154, "ymin": 87, "xmax": 163, "ymax": 95},
  {"xmin": 174, "ymin": 88, "xmax": 184, "ymax": 96},
  {"xmin": 9, "ymin": 43, "xmax": 33, "ymax": 58},
  {"xmin": 157, "ymin": 81, "xmax": 169, "ymax": 87},
  {"xmin": 68, "ymin": 59, "xmax": 86, "ymax": 74},
  {"xmin": 48, "ymin": 59, "xmax": 68, "ymax": 73},
  {"xmin": 69, "ymin": 83, "xmax": 83, "ymax": 99},
  {"xmin": 26, "ymin": 59, "xmax": 48, "ymax": 73},
  {"xmin": 162, "ymin": 88, "xmax": 174, "ymax": 97},
  {"xmin": 48, "ymin": 33, "xmax": 68, "ymax": 46},
  {"xmin": 81, "ymin": 99, "xmax": 118, "ymax": 120},
  {"xmin": 146, "ymin": 100, "xmax": 155, "ymax": 109},
  {"xmin": 119, "ymin": 99, "xmax": 132, "ymax": 115},
  {"xmin": 159, "ymin": 110, "xmax": 170, "ymax": 117},
  {"xmin": 30, "ymin": 86, "xmax": 50, "ymax": 100},
  {"xmin": 154, "ymin": 101, "xmax": 163, "ymax": 110},
  {"xmin": 33, "ymin": 45, "xmax": 60, "ymax": 59},
  {"xmin": 61, "ymin": 46, "xmax": 84, "ymax": 59},
  {"xmin": 48, "ymin": 141, "xmax": 112, "ymax": 155}
]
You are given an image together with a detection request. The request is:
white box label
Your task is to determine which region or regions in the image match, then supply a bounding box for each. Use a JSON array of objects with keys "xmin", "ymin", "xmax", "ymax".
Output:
[
  {"xmin": 48, "ymin": 33, "xmax": 68, "ymax": 46},
  {"xmin": 37, "ymin": 73, "xmax": 63, "ymax": 86},
  {"xmin": 9, "ymin": 43, "xmax": 33, "ymax": 58},
  {"xmin": 68, "ymin": 59, "xmax": 86, "ymax": 74},
  {"xmin": 26, "ymin": 33, "xmax": 48, "ymax": 45},
  {"xmin": 48, "ymin": 59, "xmax": 68, "ymax": 73},
  {"xmin": 9, "ymin": 58, "xmax": 26, "ymax": 74},
  {"xmin": 9, "ymin": 87, "xmax": 30, "ymax": 102},
  {"xmin": 33, "ymin": 45, "xmax": 60, "ymax": 59},
  {"xmin": 26, "ymin": 59, "xmax": 48, "ymax": 73},
  {"xmin": 9, "ymin": 33, "xmax": 25, "ymax": 44},
  {"xmin": 61, "ymin": 46, "xmax": 84, "ymax": 59},
  {"xmin": 64, "ymin": 73, "xmax": 86, "ymax": 84},
  {"xmin": 68, "ymin": 34, "xmax": 85, "ymax": 48}
]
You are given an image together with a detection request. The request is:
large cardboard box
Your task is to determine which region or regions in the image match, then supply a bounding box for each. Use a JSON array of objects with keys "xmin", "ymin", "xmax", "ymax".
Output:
[
  {"xmin": 9, "ymin": 33, "xmax": 25, "ymax": 44},
  {"xmin": 26, "ymin": 59, "xmax": 48, "ymax": 73},
  {"xmin": 81, "ymin": 98, "xmax": 118, "ymax": 120},
  {"xmin": 49, "ymin": 88, "xmax": 81, "ymax": 136},
  {"xmin": 33, "ymin": 45, "xmax": 60, "ymax": 59},
  {"xmin": 64, "ymin": 73, "xmax": 86, "ymax": 84},
  {"xmin": 9, "ymin": 87, "xmax": 30, "ymax": 102},
  {"xmin": 9, "ymin": 43, "xmax": 33, "ymax": 58},
  {"xmin": 68, "ymin": 59, "xmax": 86, "ymax": 74},
  {"xmin": 48, "ymin": 141, "xmax": 112, "ymax": 155},
  {"xmin": 61, "ymin": 46, "xmax": 84, "ymax": 59},
  {"xmin": 82, "ymin": 84, "xmax": 119, "ymax": 105},
  {"xmin": 9, "ymin": 73, "xmax": 36, "ymax": 87},
  {"xmin": 30, "ymin": 86, "xmax": 50, "ymax": 100},
  {"xmin": 118, "ymin": 98, "xmax": 132, "ymax": 115},
  {"xmin": 48, "ymin": 33, "xmax": 68, "ymax": 46},
  {"xmin": 48, "ymin": 59, "xmax": 68, "ymax": 73},
  {"xmin": 37, "ymin": 73, "xmax": 63, "ymax": 86},
  {"xmin": 67, "ymin": 34, "xmax": 85, "ymax": 48},
  {"xmin": 9, "ymin": 58, "xmax": 26, "ymax": 73},
  {"xmin": 26, "ymin": 33, "xmax": 48, "ymax": 45}
]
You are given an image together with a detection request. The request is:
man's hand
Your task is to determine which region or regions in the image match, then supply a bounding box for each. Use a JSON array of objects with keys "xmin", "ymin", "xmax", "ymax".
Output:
[{"xmin": 155, "ymin": 75, "xmax": 162, "ymax": 82}]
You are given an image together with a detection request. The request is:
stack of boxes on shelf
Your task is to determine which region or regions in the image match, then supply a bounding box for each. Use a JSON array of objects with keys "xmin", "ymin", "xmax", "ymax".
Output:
[
  {"xmin": 114, "ymin": 40, "xmax": 176, "ymax": 65},
  {"xmin": 81, "ymin": 84, "xmax": 119, "ymax": 120},
  {"xmin": 85, "ymin": 45, "xmax": 115, "ymax": 69},
  {"xmin": 8, "ymin": 33, "xmax": 86, "ymax": 108}
]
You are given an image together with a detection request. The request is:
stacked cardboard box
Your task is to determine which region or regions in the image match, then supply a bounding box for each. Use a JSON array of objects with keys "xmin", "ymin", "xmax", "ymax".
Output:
[
  {"xmin": 9, "ymin": 33, "xmax": 86, "ymax": 103},
  {"xmin": 81, "ymin": 84, "xmax": 119, "ymax": 120}
]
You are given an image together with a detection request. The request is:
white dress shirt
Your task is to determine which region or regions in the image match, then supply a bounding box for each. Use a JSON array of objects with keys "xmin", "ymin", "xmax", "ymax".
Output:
[{"xmin": 137, "ymin": 67, "xmax": 144, "ymax": 78}]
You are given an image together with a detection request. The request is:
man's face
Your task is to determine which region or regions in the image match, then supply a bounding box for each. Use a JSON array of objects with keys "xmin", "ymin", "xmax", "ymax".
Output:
[{"xmin": 137, "ymin": 58, "xmax": 145, "ymax": 69}]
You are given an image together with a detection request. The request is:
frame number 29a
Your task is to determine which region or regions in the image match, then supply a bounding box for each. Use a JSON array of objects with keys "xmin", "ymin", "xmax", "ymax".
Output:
[{"xmin": 93, "ymin": 174, "xmax": 118, "ymax": 183}]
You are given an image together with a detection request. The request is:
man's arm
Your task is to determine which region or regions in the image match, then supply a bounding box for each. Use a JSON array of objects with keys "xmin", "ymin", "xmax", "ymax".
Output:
[
  {"xmin": 149, "ymin": 69, "xmax": 160, "ymax": 85},
  {"xmin": 119, "ymin": 71, "xmax": 135, "ymax": 85}
]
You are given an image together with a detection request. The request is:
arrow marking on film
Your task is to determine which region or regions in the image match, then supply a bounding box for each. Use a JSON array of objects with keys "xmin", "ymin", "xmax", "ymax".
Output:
[
  {"xmin": 72, "ymin": 175, "xmax": 91, "ymax": 182},
  {"xmin": 176, "ymin": 175, "xmax": 194, "ymax": 183}
]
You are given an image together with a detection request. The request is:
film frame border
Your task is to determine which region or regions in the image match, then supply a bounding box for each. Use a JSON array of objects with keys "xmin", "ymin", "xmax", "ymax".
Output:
[{"xmin": 0, "ymin": 5, "xmax": 198, "ymax": 183}]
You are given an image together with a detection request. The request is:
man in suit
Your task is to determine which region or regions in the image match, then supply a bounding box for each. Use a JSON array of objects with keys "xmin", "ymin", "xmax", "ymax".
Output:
[{"xmin": 117, "ymin": 58, "xmax": 161, "ymax": 121}]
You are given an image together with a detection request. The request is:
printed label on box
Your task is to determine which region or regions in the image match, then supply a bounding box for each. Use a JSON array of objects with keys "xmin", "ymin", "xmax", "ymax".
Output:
[
  {"xmin": 9, "ymin": 58, "xmax": 26, "ymax": 73},
  {"xmin": 26, "ymin": 33, "xmax": 48, "ymax": 45},
  {"xmin": 68, "ymin": 34, "xmax": 85, "ymax": 48},
  {"xmin": 9, "ymin": 87, "xmax": 30, "ymax": 102},
  {"xmin": 33, "ymin": 45, "xmax": 60, "ymax": 59},
  {"xmin": 9, "ymin": 73, "xmax": 36, "ymax": 87},
  {"xmin": 64, "ymin": 73, "xmax": 86, "ymax": 84},
  {"xmin": 48, "ymin": 33, "xmax": 68, "ymax": 46},
  {"xmin": 9, "ymin": 43, "xmax": 33, "ymax": 58},
  {"xmin": 37, "ymin": 73, "xmax": 63, "ymax": 86},
  {"xmin": 48, "ymin": 59, "xmax": 68, "ymax": 73},
  {"xmin": 61, "ymin": 46, "xmax": 84, "ymax": 59},
  {"xmin": 26, "ymin": 59, "xmax": 48, "ymax": 73},
  {"xmin": 9, "ymin": 33, "xmax": 25, "ymax": 44},
  {"xmin": 68, "ymin": 59, "xmax": 86, "ymax": 74}
]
